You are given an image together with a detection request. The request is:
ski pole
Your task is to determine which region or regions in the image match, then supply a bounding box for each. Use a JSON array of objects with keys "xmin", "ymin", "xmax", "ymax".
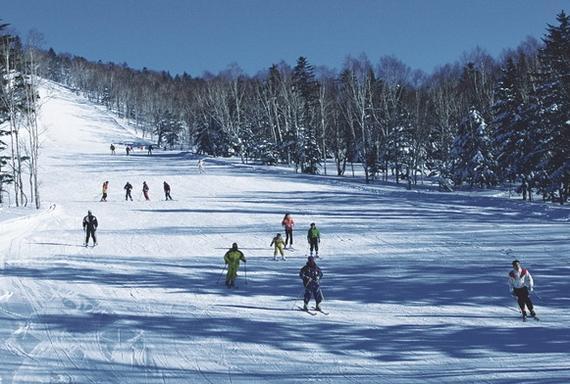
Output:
[
  {"xmin": 531, "ymin": 290, "xmax": 542, "ymax": 301},
  {"xmin": 244, "ymin": 261, "xmax": 248, "ymax": 286},
  {"xmin": 216, "ymin": 264, "xmax": 227, "ymax": 285},
  {"xmin": 292, "ymin": 288, "xmax": 306, "ymax": 310}
]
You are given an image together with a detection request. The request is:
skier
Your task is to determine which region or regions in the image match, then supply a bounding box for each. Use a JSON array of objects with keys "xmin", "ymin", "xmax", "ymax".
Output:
[
  {"xmin": 299, "ymin": 256, "xmax": 324, "ymax": 311},
  {"xmin": 126, "ymin": 146, "xmax": 131, "ymax": 155},
  {"xmin": 142, "ymin": 181, "xmax": 150, "ymax": 201},
  {"xmin": 124, "ymin": 181, "xmax": 133, "ymax": 201},
  {"xmin": 508, "ymin": 259, "xmax": 537, "ymax": 320},
  {"xmin": 270, "ymin": 233, "xmax": 286, "ymax": 260},
  {"xmin": 197, "ymin": 159, "xmax": 206, "ymax": 174},
  {"xmin": 100, "ymin": 181, "xmax": 109, "ymax": 202},
  {"xmin": 224, "ymin": 243, "xmax": 246, "ymax": 288},
  {"xmin": 307, "ymin": 222, "xmax": 321, "ymax": 257},
  {"xmin": 110, "ymin": 144, "xmax": 115, "ymax": 154},
  {"xmin": 82, "ymin": 210, "xmax": 98, "ymax": 247},
  {"xmin": 520, "ymin": 177, "xmax": 529, "ymax": 201},
  {"xmin": 147, "ymin": 145, "xmax": 153, "ymax": 155},
  {"xmin": 281, "ymin": 213, "xmax": 294, "ymax": 249},
  {"xmin": 163, "ymin": 181, "xmax": 173, "ymax": 201}
]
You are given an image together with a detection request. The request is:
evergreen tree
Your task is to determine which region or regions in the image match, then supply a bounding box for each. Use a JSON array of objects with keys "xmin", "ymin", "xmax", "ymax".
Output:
[
  {"xmin": 491, "ymin": 57, "xmax": 526, "ymax": 182},
  {"xmin": 450, "ymin": 108, "xmax": 497, "ymax": 187},
  {"xmin": 292, "ymin": 57, "xmax": 321, "ymax": 174},
  {"xmin": 528, "ymin": 11, "xmax": 570, "ymax": 202}
]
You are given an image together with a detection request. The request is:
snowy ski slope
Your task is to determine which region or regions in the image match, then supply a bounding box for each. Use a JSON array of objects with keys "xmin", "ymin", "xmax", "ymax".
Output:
[{"xmin": 0, "ymin": 82, "xmax": 569, "ymax": 383}]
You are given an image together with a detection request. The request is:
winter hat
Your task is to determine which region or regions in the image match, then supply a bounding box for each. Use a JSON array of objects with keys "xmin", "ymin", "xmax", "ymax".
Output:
[
  {"xmin": 310, "ymin": 222, "xmax": 315, "ymax": 227},
  {"xmin": 87, "ymin": 210, "xmax": 92, "ymax": 215},
  {"xmin": 232, "ymin": 243, "xmax": 238, "ymax": 249},
  {"xmin": 512, "ymin": 259, "xmax": 520, "ymax": 266},
  {"xmin": 307, "ymin": 256, "xmax": 315, "ymax": 262}
]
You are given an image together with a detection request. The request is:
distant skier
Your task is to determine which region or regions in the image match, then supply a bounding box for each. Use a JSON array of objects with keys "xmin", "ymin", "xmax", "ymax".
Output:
[
  {"xmin": 520, "ymin": 177, "xmax": 529, "ymax": 201},
  {"xmin": 126, "ymin": 146, "xmax": 131, "ymax": 155},
  {"xmin": 100, "ymin": 181, "xmax": 109, "ymax": 202},
  {"xmin": 82, "ymin": 210, "xmax": 98, "ymax": 247},
  {"xmin": 163, "ymin": 181, "xmax": 173, "ymax": 201},
  {"xmin": 124, "ymin": 181, "xmax": 133, "ymax": 201},
  {"xmin": 110, "ymin": 144, "xmax": 115, "ymax": 154},
  {"xmin": 281, "ymin": 213, "xmax": 295, "ymax": 249},
  {"xmin": 197, "ymin": 159, "xmax": 206, "ymax": 174},
  {"xmin": 147, "ymin": 145, "xmax": 153, "ymax": 155},
  {"xmin": 299, "ymin": 256, "xmax": 324, "ymax": 311},
  {"xmin": 142, "ymin": 181, "xmax": 150, "ymax": 200},
  {"xmin": 508, "ymin": 259, "xmax": 537, "ymax": 320},
  {"xmin": 224, "ymin": 243, "xmax": 246, "ymax": 288},
  {"xmin": 270, "ymin": 233, "xmax": 286, "ymax": 260},
  {"xmin": 307, "ymin": 222, "xmax": 321, "ymax": 257}
]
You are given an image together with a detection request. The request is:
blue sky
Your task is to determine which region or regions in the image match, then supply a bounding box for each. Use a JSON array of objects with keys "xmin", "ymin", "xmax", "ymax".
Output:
[{"xmin": 1, "ymin": 0, "xmax": 567, "ymax": 76}]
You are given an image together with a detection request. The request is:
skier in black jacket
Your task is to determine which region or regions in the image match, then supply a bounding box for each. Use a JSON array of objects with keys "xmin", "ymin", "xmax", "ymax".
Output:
[
  {"xmin": 82, "ymin": 210, "xmax": 98, "ymax": 247},
  {"xmin": 124, "ymin": 182, "xmax": 133, "ymax": 201},
  {"xmin": 299, "ymin": 256, "xmax": 324, "ymax": 311}
]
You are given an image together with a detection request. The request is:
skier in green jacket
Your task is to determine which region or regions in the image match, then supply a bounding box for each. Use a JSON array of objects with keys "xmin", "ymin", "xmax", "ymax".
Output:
[
  {"xmin": 307, "ymin": 223, "xmax": 321, "ymax": 257},
  {"xmin": 224, "ymin": 243, "xmax": 246, "ymax": 288}
]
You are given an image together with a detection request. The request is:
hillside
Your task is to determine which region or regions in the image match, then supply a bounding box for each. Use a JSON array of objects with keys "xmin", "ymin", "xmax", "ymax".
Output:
[{"xmin": 0, "ymin": 82, "xmax": 569, "ymax": 383}]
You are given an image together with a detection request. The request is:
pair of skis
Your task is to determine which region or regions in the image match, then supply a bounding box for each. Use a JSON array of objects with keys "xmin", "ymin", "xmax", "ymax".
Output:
[
  {"xmin": 297, "ymin": 306, "xmax": 329, "ymax": 316},
  {"xmin": 522, "ymin": 314, "xmax": 540, "ymax": 322}
]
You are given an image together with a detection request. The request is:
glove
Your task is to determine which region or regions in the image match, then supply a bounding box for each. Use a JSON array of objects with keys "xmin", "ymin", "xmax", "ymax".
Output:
[{"xmin": 529, "ymin": 287, "xmax": 533, "ymax": 292}]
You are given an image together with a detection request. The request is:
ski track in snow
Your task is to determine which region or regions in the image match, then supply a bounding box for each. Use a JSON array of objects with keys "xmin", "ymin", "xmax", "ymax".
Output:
[{"xmin": 0, "ymin": 81, "xmax": 569, "ymax": 383}]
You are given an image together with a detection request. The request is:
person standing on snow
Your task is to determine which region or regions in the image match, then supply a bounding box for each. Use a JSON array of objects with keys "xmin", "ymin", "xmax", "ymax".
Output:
[
  {"xmin": 126, "ymin": 146, "xmax": 131, "ymax": 155},
  {"xmin": 299, "ymin": 256, "xmax": 324, "ymax": 311},
  {"xmin": 100, "ymin": 181, "xmax": 109, "ymax": 202},
  {"xmin": 110, "ymin": 144, "xmax": 115, "ymax": 154},
  {"xmin": 197, "ymin": 159, "xmax": 206, "ymax": 174},
  {"xmin": 224, "ymin": 243, "xmax": 246, "ymax": 288},
  {"xmin": 82, "ymin": 210, "xmax": 98, "ymax": 247},
  {"xmin": 270, "ymin": 233, "xmax": 286, "ymax": 260},
  {"xmin": 307, "ymin": 222, "xmax": 320, "ymax": 257},
  {"xmin": 142, "ymin": 181, "xmax": 150, "ymax": 200},
  {"xmin": 281, "ymin": 213, "xmax": 295, "ymax": 249},
  {"xmin": 124, "ymin": 181, "xmax": 133, "ymax": 201},
  {"xmin": 163, "ymin": 181, "xmax": 173, "ymax": 201},
  {"xmin": 509, "ymin": 259, "xmax": 537, "ymax": 320}
]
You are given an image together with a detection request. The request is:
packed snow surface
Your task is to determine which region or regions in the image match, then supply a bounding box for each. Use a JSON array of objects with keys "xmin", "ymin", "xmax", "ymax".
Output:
[{"xmin": 1, "ymin": 83, "xmax": 569, "ymax": 383}]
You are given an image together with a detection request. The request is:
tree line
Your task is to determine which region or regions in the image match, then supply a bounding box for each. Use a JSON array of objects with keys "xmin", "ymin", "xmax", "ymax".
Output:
[
  {"xmin": 0, "ymin": 22, "xmax": 41, "ymax": 208},
  {"xmin": 2, "ymin": 11, "xmax": 568, "ymax": 206}
]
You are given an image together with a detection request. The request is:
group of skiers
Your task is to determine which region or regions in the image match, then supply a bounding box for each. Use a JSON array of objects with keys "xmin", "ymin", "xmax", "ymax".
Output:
[
  {"xmin": 86, "ymin": 155, "xmax": 540, "ymax": 319},
  {"xmin": 255, "ymin": 213, "xmax": 324, "ymax": 311},
  {"xmin": 223, "ymin": 240, "xmax": 324, "ymax": 312},
  {"xmin": 98, "ymin": 180, "xmax": 173, "ymax": 201},
  {"xmin": 81, "ymin": 205, "xmax": 538, "ymax": 318}
]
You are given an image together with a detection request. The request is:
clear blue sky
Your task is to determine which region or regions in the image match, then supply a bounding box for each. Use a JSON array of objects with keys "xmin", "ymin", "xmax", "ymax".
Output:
[{"xmin": 1, "ymin": 0, "xmax": 567, "ymax": 76}]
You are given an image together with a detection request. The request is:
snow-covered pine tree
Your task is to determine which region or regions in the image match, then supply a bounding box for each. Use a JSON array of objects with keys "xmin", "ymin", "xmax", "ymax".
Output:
[
  {"xmin": 155, "ymin": 110, "xmax": 183, "ymax": 148},
  {"xmin": 292, "ymin": 57, "xmax": 321, "ymax": 174},
  {"xmin": 529, "ymin": 11, "xmax": 570, "ymax": 203},
  {"xmin": 450, "ymin": 107, "xmax": 497, "ymax": 187},
  {"xmin": 491, "ymin": 57, "xmax": 527, "ymax": 182}
]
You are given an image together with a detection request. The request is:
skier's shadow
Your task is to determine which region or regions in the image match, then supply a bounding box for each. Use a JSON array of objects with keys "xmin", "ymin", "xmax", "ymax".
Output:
[{"xmin": 29, "ymin": 242, "xmax": 87, "ymax": 248}]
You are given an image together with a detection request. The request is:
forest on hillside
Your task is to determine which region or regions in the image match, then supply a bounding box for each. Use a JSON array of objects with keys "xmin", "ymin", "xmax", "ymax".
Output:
[{"xmin": 1, "ymin": 11, "xmax": 568, "ymax": 207}]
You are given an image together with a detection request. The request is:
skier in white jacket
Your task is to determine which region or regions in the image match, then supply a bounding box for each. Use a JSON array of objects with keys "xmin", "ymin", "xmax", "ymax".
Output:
[{"xmin": 508, "ymin": 259, "xmax": 536, "ymax": 319}]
